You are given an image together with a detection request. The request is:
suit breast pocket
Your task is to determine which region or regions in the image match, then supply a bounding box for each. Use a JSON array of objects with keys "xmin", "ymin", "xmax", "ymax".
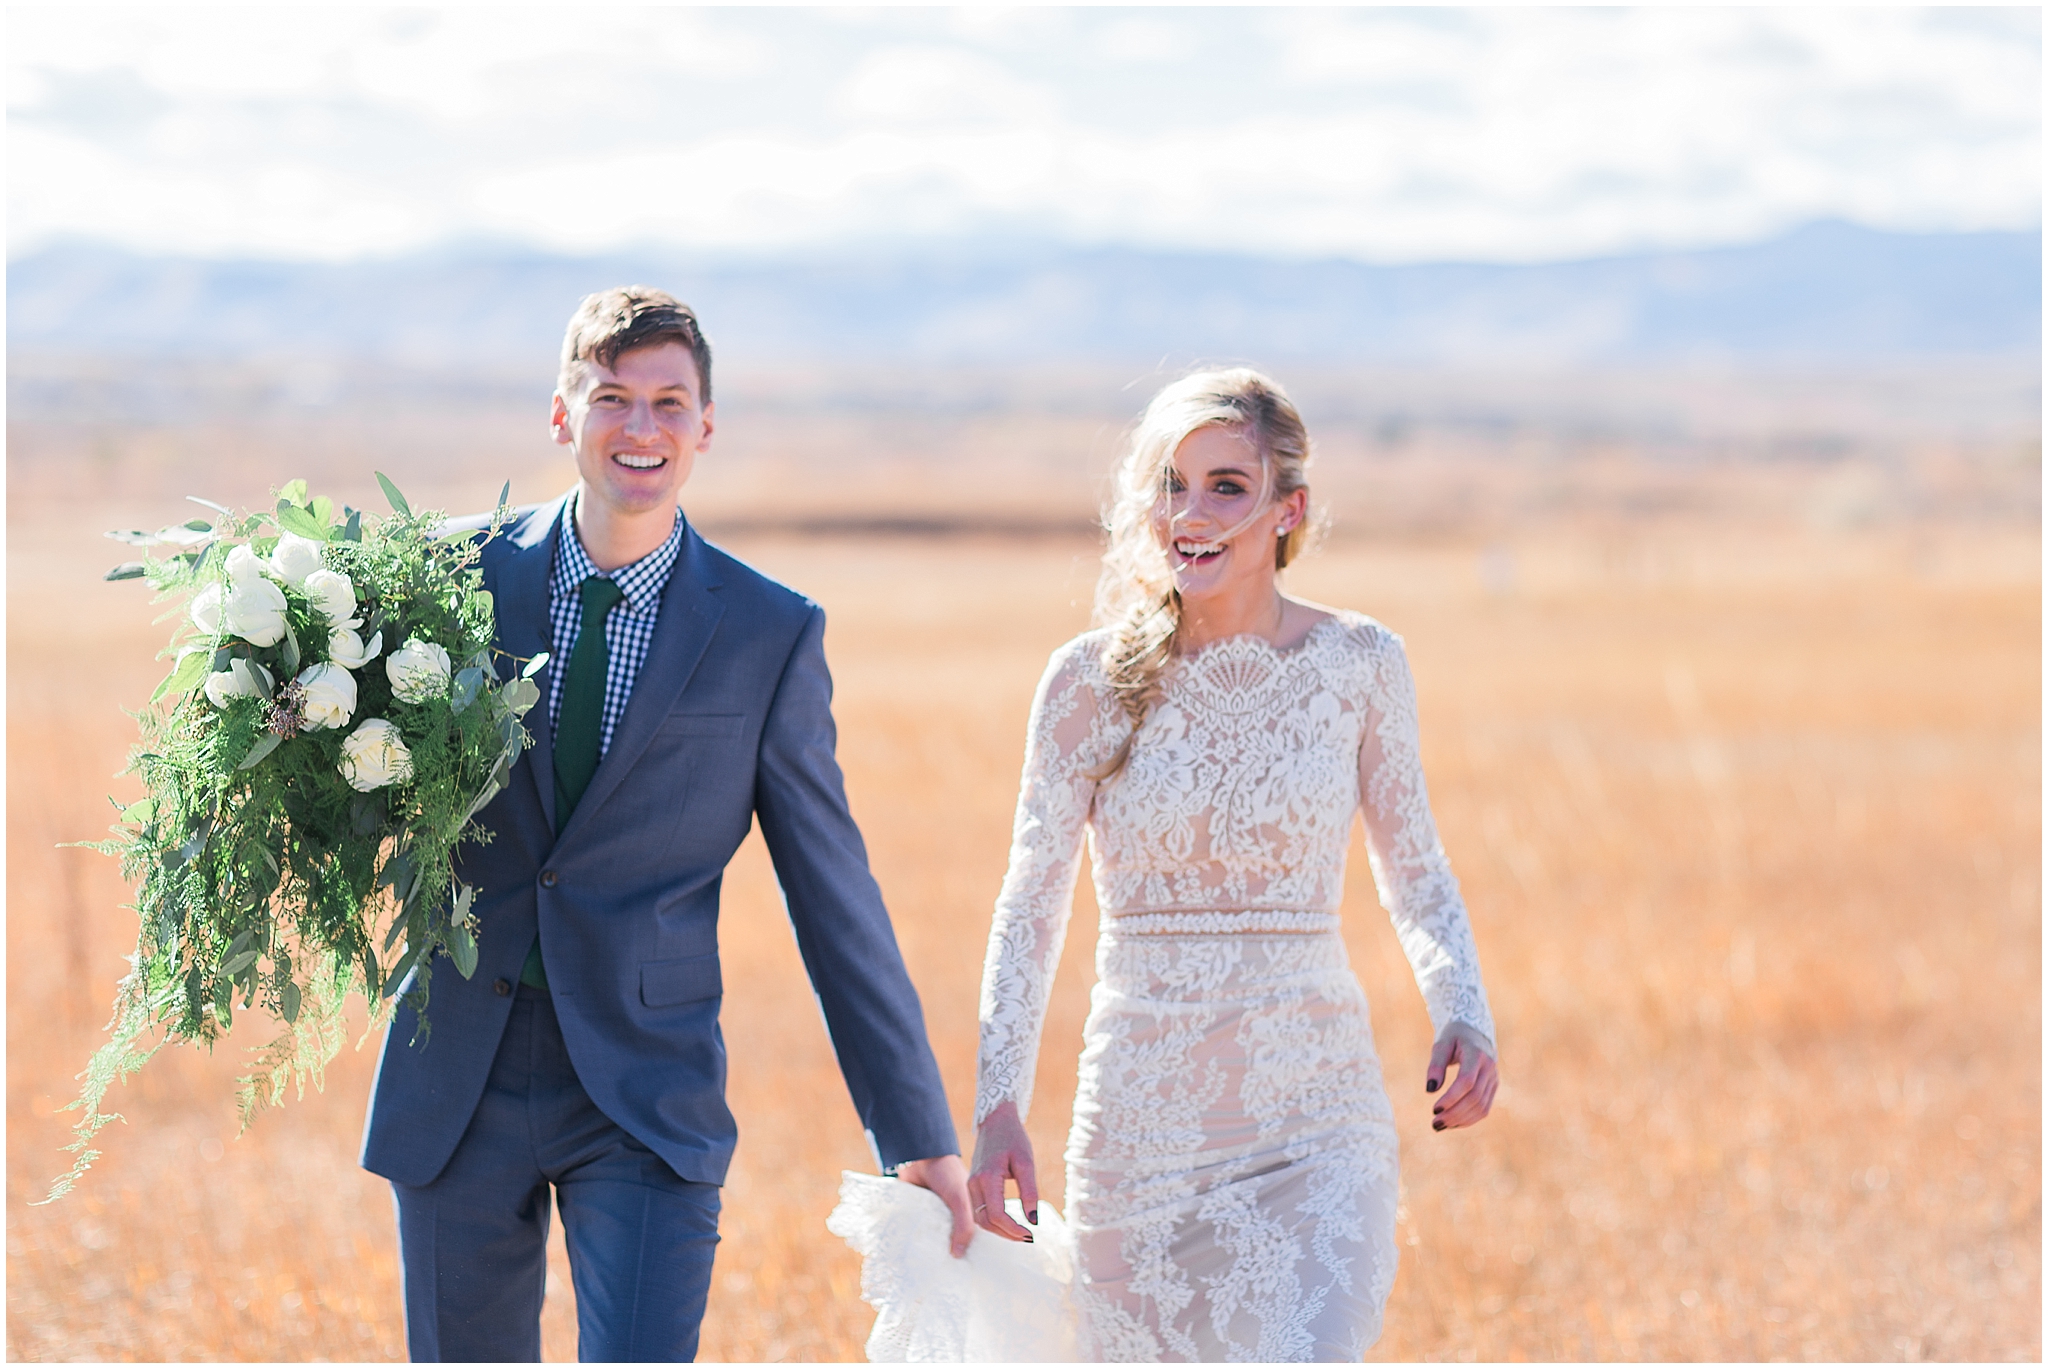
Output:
[
  {"xmin": 641, "ymin": 953, "xmax": 723, "ymax": 1008},
  {"xmin": 658, "ymin": 713, "xmax": 745, "ymax": 740}
]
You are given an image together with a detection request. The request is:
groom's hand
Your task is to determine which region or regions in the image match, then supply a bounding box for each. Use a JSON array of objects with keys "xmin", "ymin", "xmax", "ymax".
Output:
[{"xmin": 896, "ymin": 1154, "xmax": 974, "ymax": 1258}]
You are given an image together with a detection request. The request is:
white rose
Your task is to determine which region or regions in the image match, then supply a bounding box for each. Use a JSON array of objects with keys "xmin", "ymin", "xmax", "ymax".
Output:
[
  {"xmin": 326, "ymin": 625, "xmax": 384, "ymax": 670},
  {"xmin": 203, "ymin": 658, "xmax": 274, "ymax": 709},
  {"xmin": 338, "ymin": 718, "xmax": 413, "ymax": 792},
  {"xmin": 386, "ymin": 638, "xmax": 453, "ymax": 704},
  {"xmin": 225, "ymin": 543, "xmax": 267, "ymax": 584},
  {"xmin": 295, "ymin": 662, "xmax": 358, "ymax": 731},
  {"xmin": 269, "ymin": 533, "xmax": 326, "ymax": 587},
  {"xmin": 304, "ymin": 568, "xmax": 357, "ymax": 625},
  {"xmin": 221, "ymin": 575, "xmax": 289, "ymax": 647},
  {"xmin": 191, "ymin": 582, "xmax": 225, "ymax": 636}
]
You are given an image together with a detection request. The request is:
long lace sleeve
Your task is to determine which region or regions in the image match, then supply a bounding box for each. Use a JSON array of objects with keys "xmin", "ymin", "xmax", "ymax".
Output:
[
  {"xmin": 1356, "ymin": 629, "xmax": 1497, "ymax": 1058},
  {"xmin": 974, "ymin": 638, "xmax": 1121, "ymax": 1126}
]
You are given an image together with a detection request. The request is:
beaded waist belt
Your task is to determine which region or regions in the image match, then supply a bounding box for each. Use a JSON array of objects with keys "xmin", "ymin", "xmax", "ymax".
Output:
[{"xmin": 1106, "ymin": 909, "xmax": 1341, "ymax": 936}]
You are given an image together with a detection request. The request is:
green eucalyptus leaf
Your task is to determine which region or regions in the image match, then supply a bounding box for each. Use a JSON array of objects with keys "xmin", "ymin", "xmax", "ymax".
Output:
[
  {"xmin": 237, "ymin": 732, "xmax": 284, "ymax": 770},
  {"xmin": 280, "ymin": 979, "xmax": 302, "ymax": 1024},
  {"xmin": 105, "ymin": 561, "xmax": 147, "ymax": 581},
  {"xmin": 383, "ymin": 944, "xmax": 420, "ymax": 997},
  {"xmin": 278, "ymin": 622, "xmax": 301, "ymax": 677},
  {"xmin": 153, "ymin": 649, "xmax": 212, "ymax": 704},
  {"xmin": 350, "ymin": 793, "xmax": 386, "ymax": 836},
  {"xmin": 463, "ymin": 778, "xmax": 504, "ymax": 823},
  {"xmin": 451, "ymin": 667, "xmax": 484, "ymax": 714},
  {"xmin": 119, "ymin": 798, "xmax": 155, "ymax": 825},
  {"xmin": 377, "ymin": 849, "xmax": 415, "ymax": 895},
  {"xmin": 343, "ymin": 508, "xmax": 363, "ymax": 542},
  {"xmin": 448, "ymin": 919, "xmax": 478, "ymax": 979},
  {"xmin": 275, "ymin": 504, "xmax": 330, "ymax": 541},
  {"xmin": 311, "ymin": 495, "xmax": 335, "ymax": 527},
  {"xmin": 375, "ymin": 471, "xmax": 413, "ymax": 518},
  {"xmin": 218, "ymin": 948, "xmax": 259, "ymax": 977},
  {"xmin": 279, "ymin": 479, "xmax": 310, "ymax": 508},
  {"xmin": 521, "ymin": 652, "xmax": 549, "ymax": 679}
]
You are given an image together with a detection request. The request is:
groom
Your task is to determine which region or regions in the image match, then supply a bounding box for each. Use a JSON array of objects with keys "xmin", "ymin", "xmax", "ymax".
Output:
[{"xmin": 361, "ymin": 286, "xmax": 972, "ymax": 1361}]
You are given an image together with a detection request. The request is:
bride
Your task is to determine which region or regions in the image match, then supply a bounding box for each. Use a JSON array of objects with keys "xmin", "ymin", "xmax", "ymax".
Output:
[{"xmin": 831, "ymin": 368, "xmax": 1498, "ymax": 1362}]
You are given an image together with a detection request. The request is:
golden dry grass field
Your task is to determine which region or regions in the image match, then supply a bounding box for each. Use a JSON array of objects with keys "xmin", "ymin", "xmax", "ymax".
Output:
[{"xmin": 6, "ymin": 395, "xmax": 2040, "ymax": 1361}]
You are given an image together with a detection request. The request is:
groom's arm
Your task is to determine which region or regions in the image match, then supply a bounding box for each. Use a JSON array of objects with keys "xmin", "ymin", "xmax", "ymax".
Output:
[{"xmin": 752, "ymin": 605, "xmax": 960, "ymax": 1172}]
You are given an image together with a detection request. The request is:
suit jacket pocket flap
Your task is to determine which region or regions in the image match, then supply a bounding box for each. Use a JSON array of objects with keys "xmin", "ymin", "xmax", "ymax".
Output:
[
  {"xmin": 658, "ymin": 712, "xmax": 744, "ymax": 738},
  {"xmin": 641, "ymin": 954, "xmax": 723, "ymax": 1007}
]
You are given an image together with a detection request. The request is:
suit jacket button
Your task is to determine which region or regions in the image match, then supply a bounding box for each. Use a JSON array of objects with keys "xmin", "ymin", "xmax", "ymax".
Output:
[
  {"xmin": 493, "ymin": 978, "xmax": 511, "ymax": 996},
  {"xmin": 540, "ymin": 870, "xmax": 557, "ymax": 888}
]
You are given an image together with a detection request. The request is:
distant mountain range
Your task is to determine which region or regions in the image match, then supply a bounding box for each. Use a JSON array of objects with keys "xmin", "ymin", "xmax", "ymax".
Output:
[{"xmin": 7, "ymin": 221, "xmax": 2039, "ymax": 369}]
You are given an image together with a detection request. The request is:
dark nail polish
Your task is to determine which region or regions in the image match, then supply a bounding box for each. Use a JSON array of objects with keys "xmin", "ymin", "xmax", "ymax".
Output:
[
  {"xmin": 1028, "ymin": 1209, "xmax": 1039, "ymax": 1225},
  {"xmin": 1426, "ymin": 1079, "xmax": 1440, "ymax": 1093},
  {"xmin": 1433, "ymin": 1120, "xmax": 1446, "ymax": 1131},
  {"xmin": 1432, "ymin": 1105, "xmax": 1442, "ymax": 1115},
  {"xmin": 1023, "ymin": 1233, "xmax": 1034, "ymax": 1243}
]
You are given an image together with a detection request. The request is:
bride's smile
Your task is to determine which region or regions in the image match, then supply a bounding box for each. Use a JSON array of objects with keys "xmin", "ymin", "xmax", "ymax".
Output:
[{"xmin": 1151, "ymin": 423, "xmax": 1310, "ymax": 649}]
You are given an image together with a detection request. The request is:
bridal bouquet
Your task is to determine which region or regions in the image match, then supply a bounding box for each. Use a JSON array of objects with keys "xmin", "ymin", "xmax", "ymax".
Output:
[{"xmin": 44, "ymin": 475, "xmax": 545, "ymax": 1201}]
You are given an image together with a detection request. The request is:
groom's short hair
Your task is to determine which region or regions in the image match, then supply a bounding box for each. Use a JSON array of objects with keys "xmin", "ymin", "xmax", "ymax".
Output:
[{"xmin": 559, "ymin": 286, "xmax": 714, "ymax": 403}]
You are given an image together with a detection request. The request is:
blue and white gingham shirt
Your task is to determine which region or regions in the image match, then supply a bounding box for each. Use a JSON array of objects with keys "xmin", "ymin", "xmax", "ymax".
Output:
[{"xmin": 547, "ymin": 496, "xmax": 688, "ymax": 756}]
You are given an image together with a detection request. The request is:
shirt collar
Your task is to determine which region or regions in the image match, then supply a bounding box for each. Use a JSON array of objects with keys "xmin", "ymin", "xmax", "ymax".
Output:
[{"xmin": 550, "ymin": 493, "xmax": 687, "ymax": 617}]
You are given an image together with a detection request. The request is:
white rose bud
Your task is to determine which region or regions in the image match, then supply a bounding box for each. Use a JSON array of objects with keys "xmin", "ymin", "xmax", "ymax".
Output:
[
  {"xmin": 225, "ymin": 543, "xmax": 267, "ymax": 584},
  {"xmin": 295, "ymin": 662, "xmax": 358, "ymax": 731},
  {"xmin": 304, "ymin": 568, "xmax": 357, "ymax": 625},
  {"xmin": 191, "ymin": 582, "xmax": 225, "ymax": 636},
  {"xmin": 339, "ymin": 718, "xmax": 414, "ymax": 792},
  {"xmin": 326, "ymin": 625, "xmax": 384, "ymax": 670},
  {"xmin": 269, "ymin": 533, "xmax": 326, "ymax": 587},
  {"xmin": 221, "ymin": 575, "xmax": 289, "ymax": 647},
  {"xmin": 203, "ymin": 658, "xmax": 275, "ymax": 709},
  {"xmin": 386, "ymin": 638, "xmax": 453, "ymax": 704}
]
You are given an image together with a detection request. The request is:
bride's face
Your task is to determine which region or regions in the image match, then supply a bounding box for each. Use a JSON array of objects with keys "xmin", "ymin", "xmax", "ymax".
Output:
[{"xmin": 1151, "ymin": 425, "xmax": 1304, "ymax": 602}]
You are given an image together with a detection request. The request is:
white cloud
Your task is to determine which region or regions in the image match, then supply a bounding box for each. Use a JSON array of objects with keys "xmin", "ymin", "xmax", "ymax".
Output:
[{"xmin": 6, "ymin": 7, "xmax": 2038, "ymax": 263}]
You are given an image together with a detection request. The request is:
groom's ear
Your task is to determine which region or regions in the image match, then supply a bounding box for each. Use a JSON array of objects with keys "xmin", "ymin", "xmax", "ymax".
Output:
[{"xmin": 550, "ymin": 391, "xmax": 573, "ymax": 446}]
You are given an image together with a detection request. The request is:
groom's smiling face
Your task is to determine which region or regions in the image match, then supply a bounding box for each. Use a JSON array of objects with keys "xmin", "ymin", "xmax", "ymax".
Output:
[{"xmin": 551, "ymin": 341, "xmax": 715, "ymax": 521}]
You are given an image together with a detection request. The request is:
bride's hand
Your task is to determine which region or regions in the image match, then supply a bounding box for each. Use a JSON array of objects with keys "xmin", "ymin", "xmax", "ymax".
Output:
[
  {"xmin": 896, "ymin": 1153, "xmax": 975, "ymax": 1258},
  {"xmin": 968, "ymin": 1100, "xmax": 1038, "ymax": 1243},
  {"xmin": 1426, "ymin": 1021, "xmax": 1498, "ymax": 1131}
]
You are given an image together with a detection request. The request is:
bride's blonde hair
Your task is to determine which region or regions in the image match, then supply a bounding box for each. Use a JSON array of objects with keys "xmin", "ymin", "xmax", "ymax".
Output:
[{"xmin": 1091, "ymin": 367, "xmax": 1319, "ymax": 780}]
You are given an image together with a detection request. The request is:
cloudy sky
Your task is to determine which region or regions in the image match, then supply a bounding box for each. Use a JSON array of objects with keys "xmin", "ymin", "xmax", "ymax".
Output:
[{"xmin": 8, "ymin": 6, "xmax": 2039, "ymax": 265}]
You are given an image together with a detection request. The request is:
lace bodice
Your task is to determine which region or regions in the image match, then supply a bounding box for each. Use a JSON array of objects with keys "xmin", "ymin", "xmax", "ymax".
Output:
[{"xmin": 975, "ymin": 612, "xmax": 1495, "ymax": 1124}]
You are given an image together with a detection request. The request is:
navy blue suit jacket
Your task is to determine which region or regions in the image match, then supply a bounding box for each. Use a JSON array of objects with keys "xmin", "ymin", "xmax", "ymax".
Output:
[{"xmin": 360, "ymin": 496, "xmax": 958, "ymax": 1187}]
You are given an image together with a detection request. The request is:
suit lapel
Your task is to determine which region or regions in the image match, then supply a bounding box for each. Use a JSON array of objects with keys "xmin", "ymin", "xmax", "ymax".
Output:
[
  {"xmin": 556, "ymin": 521, "xmax": 727, "ymax": 848},
  {"xmin": 493, "ymin": 495, "xmax": 569, "ymax": 833}
]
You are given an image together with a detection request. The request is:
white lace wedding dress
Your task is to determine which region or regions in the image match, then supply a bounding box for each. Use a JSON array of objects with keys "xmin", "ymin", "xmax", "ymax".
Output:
[{"xmin": 830, "ymin": 612, "xmax": 1495, "ymax": 1363}]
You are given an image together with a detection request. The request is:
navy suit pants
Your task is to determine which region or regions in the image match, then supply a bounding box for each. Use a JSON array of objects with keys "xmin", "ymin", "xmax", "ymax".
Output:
[{"xmin": 392, "ymin": 986, "xmax": 720, "ymax": 1362}]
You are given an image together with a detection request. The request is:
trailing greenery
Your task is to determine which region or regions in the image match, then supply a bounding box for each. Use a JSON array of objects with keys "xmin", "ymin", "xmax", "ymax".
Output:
[{"xmin": 43, "ymin": 476, "xmax": 545, "ymax": 1202}]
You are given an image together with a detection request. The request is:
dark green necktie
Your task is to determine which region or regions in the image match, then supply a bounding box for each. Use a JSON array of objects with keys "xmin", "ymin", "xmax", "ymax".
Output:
[
  {"xmin": 553, "ymin": 575, "xmax": 626, "ymax": 822},
  {"xmin": 522, "ymin": 575, "xmax": 625, "ymax": 990}
]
